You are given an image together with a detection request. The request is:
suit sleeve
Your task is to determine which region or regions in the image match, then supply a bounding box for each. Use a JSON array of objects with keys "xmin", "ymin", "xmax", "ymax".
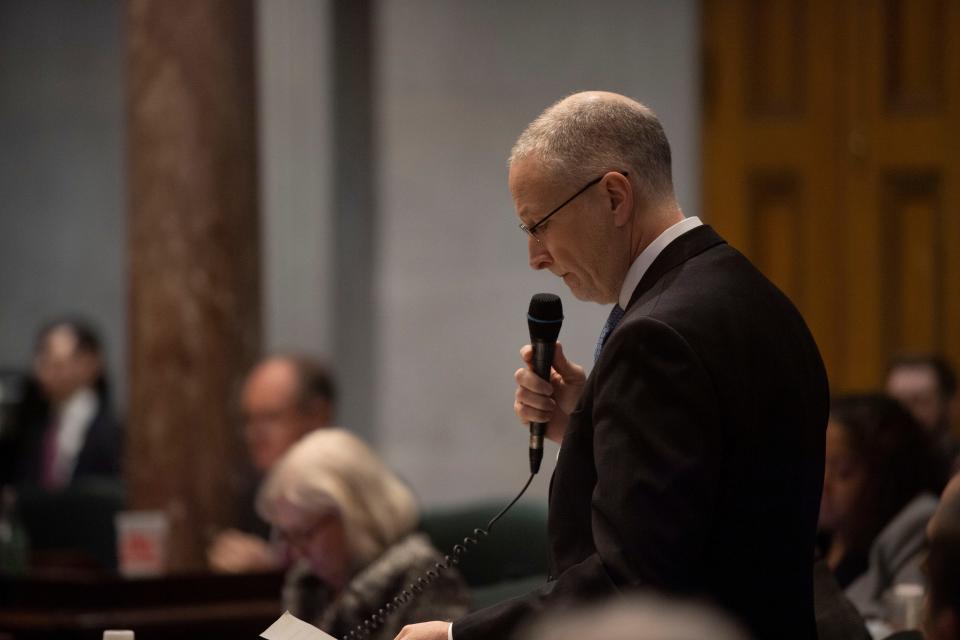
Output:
[{"xmin": 453, "ymin": 317, "xmax": 722, "ymax": 639}]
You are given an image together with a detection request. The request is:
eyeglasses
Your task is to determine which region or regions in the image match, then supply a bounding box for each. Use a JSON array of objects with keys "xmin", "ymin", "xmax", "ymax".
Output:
[
  {"xmin": 277, "ymin": 511, "xmax": 335, "ymax": 549},
  {"xmin": 518, "ymin": 171, "xmax": 628, "ymax": 243}
]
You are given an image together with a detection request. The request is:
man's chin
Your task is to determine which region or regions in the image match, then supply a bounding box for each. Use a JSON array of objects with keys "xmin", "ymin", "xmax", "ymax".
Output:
[
  {"xmin": 560, "ymin": 274, "xmax": 584, "ymax": 297},
  {"xmin": 561, "ymin": 274, "xmax": 611, "ymax": 303},
  {"xmin": 565, "ymin": 284, "xmax": 603, "ymax": 303}
]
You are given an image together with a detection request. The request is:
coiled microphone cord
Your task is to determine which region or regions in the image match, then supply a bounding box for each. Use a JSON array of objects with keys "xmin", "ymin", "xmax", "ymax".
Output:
[{"xmin": 342, "ymin": 472, "xmax": 537, "ymax": 639}]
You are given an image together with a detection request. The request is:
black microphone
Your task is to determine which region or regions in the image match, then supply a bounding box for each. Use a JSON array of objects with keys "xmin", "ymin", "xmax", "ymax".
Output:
[{"xmin": 527, "ymin": 293, "xmax": 563, "ymax": 474}]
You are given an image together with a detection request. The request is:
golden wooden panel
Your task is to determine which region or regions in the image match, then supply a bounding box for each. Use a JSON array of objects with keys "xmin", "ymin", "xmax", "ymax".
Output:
[
  {"xmin": 747, "ymin": 171, "xmax": 803, "ymax": 304},
  {"xmin": 881, "ymin": 171, "xmax": 943, "ymax": 354},
  {"xmin": 744, "ymin": 0, "xmax": 805, "ymax": 117},
  {"xmin": 883, "ymin": 0, "xmax": 946, "ymax": 113},
  {"xmin": 704, "ymin": 0, "xmax": 960, "ymax": 392}
]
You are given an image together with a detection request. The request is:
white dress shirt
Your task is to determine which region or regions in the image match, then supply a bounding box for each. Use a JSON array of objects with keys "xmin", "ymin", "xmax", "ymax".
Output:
[
  {"xmin": 617, "ymin": 216, "xmax": 703, "ymax": 309},
  {"xmin": 50, "ymin": 387, "xmax": 98, "ymax": 487}
]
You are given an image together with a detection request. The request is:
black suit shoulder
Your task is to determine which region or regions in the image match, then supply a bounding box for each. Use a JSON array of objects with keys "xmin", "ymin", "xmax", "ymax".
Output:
[{"xmin": 73, "ymin": 402, "xmax": 123, "ymax": 481}]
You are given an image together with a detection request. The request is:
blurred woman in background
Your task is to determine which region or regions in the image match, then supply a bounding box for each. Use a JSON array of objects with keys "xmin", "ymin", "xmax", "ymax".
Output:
[
  {"xmin": 818, "ymin": 393, "xmax": 948, "ymax": 619},
  {"xmin": 1, "ymin": 318, "xmax": 122, "ymax": 489},
  {"xmin": 257, "ymin": 428, "xmax": 468, "ymax": 640}
]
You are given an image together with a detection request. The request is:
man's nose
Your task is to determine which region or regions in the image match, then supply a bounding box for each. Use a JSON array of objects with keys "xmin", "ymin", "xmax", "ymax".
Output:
[{"xmin": 528, "ymin": 236, "xmax": 553, "ymax": 270}]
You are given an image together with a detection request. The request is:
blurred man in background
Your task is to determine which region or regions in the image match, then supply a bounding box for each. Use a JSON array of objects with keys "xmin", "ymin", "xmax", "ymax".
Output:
[
  {"xmin": 1, "ymin": 318, "xmax": 122, "ymax": 489},
  {"xmin": 207, "ymin": 354, "xmax": 336, "ymax": 573},
  {"xmin": 886, "ymin": 355, "xmax": 958, "ymax": 470},
  {"xmin": 924, "ymin": 474, "xmax": 960, "ymax": 640}
]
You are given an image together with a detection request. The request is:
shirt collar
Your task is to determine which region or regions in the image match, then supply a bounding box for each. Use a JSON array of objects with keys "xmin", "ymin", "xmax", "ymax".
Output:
[{"xmin": 617, "ymin": 216, "xmax": 703, "ymax": 309}]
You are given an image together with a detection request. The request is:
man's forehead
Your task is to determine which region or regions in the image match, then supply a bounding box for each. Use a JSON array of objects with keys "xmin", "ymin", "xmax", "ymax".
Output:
[
  {"xmin": 44, "ymin": 327, "xmax": 79, "ymax": 357},
  {"xmin": 888, "ymin": 366, "xmax": 939, "ymax": 392},
  {"xmin": 509, "ymin": 157, "xmax": 557, "ymax": 216},
  {"xmin": 244, "ymin": 359, "xmax": 300, "ymax": 403}
]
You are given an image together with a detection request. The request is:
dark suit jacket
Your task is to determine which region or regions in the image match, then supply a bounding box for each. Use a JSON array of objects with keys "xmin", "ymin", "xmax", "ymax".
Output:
[
  {"xmin": 5, "ymin": 390, "xmax": 123, "ymax": 487},
  {"xmin": 454, "ymin": 225, "xmax": 829, "ymax": 640}
]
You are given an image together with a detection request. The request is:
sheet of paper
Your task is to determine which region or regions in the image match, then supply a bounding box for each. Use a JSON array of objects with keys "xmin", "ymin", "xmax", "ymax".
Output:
[{"xmin": 261, "ymin": 611, "xmax": 339, "ymax": 640}]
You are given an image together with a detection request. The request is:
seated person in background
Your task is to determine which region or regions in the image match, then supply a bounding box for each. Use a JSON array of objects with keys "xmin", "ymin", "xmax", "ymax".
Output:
[
  {"xmin": 886, "ymin": 354, "xmax": 959, "ymax": 470},
  {"xmin": 518, "ymin": 595, "xmax": 750, "ymax": 640},
  {"xmin": 207, "ymin": 354, "xmax": 335, "ymax": 573},
  {"xmin": 812, "ymin": 557, "xmax": 872, "ymax": 640},
  {"xmin": 257, "ymin": 428, "xmax": 469, "ymax": 640},
  {"xmin": 818, "ymin": 394, "xmax": 947, "ymax": 618},
  {"xmin": 925, "ymin": 473, "xmax": 960, "ymax": 640},
  {"xmin": 1, "ymin": 318, "xmax": 122, "ymax": 489}
]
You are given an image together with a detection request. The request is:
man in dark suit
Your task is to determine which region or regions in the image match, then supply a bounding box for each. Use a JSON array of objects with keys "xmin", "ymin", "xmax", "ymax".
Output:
[
  {"xmin": 207, "ymin": 354, "xmax": 336, "ymax": 573},
  {"xmin": 398, "ymin": 92, "xmax": 829, "ymax": 640},
  {"xmin": 1, "ymin": 319, "xmax": 122, "ymax": 489}
]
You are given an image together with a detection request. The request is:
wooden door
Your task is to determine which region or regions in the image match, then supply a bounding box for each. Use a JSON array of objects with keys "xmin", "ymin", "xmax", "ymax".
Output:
[{"xmin": 703, "ymin": 0, "xmax": 960, "ymax": 392}]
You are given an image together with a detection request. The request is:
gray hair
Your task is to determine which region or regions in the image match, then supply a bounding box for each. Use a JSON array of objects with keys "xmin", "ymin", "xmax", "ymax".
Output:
[
  {"xmin": 256, "ymin": 428, "xmax": 419, "ymax": 568},
  {"xmin": 510, "ymin": 92, "xmax": 674, "ymax": 199},
  {"xmin": 519, "ymin": 594, "xmax": 751, "ymax": 640}
]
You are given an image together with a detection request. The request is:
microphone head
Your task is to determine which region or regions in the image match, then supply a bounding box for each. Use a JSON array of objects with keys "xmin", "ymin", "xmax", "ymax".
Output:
[{"xmin": 528, "ymin": 293, "xmax": 563, "ymax": 342}]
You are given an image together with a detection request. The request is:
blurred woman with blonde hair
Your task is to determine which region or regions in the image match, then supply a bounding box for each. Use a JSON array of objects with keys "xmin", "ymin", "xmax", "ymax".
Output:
[{"xmin": 257, "ymin": 428, "xmax": 468, "ymax": 639}]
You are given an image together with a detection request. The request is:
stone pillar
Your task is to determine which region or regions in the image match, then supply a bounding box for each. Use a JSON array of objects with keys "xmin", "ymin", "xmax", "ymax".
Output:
[{"xmin": 126, "ymin": 0, "xmax": 260, "ymax": 572}]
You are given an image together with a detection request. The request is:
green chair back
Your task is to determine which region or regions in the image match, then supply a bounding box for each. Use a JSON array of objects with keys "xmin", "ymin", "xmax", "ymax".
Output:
[{"xmin": 419, "ymin": 499, "xmax": 549, "ymax": 588}]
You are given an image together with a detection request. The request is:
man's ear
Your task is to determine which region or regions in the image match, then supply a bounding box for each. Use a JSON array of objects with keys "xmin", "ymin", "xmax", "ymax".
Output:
[
  {"xmin": 77, "ymin": 351, "xmax": 103, "ymax": 386},
  {"xmin": 307, "ymin": 397, "xmax": 333, "ymax": 427},
  {"xmin": 603, "ymin": 171, "xmax": 634, "ymax": 227}
]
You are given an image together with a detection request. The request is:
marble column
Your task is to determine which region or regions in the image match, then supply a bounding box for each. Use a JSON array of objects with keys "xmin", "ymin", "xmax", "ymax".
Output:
[{"xmin": 126, "ymin": 0, "xmax": 260, "ymax": 572}]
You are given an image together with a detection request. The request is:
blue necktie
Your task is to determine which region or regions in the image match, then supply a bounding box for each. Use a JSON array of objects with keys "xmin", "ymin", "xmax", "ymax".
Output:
[{"xmin": 594, "ymin": 304, "xmax": 625, "ymax": 363}]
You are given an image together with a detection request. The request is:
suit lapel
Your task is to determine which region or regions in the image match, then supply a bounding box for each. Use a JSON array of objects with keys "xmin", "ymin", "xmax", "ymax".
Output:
[{"xmin": 625, "ymin": 225, "xmax": 726, "ymax": 311}]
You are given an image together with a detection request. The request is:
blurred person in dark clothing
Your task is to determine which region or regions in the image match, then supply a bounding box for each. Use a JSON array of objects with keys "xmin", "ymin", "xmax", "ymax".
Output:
[
  {"xmin": 818, "ymin": 394, "xmax": 947, "ymax": 615},
  {"xmin": 207, "ymin": 354, "xmax": 335, "ymax": 573},
  {"xmin": 925, "ymin": 474, "xmax": 960, "ymax": 640},
  {"xmin": 886, "ymin": 355, "xmax": 958, "ymax": 470},
  {"xmin": 0, "ymin": 318, "xmax": 122, "ymax": 489}
]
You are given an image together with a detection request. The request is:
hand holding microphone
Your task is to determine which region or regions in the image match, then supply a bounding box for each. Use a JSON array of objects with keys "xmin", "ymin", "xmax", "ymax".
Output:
[{"xmin": 517, "ymin": 294, "xmax": 586, "ymax": 472}]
